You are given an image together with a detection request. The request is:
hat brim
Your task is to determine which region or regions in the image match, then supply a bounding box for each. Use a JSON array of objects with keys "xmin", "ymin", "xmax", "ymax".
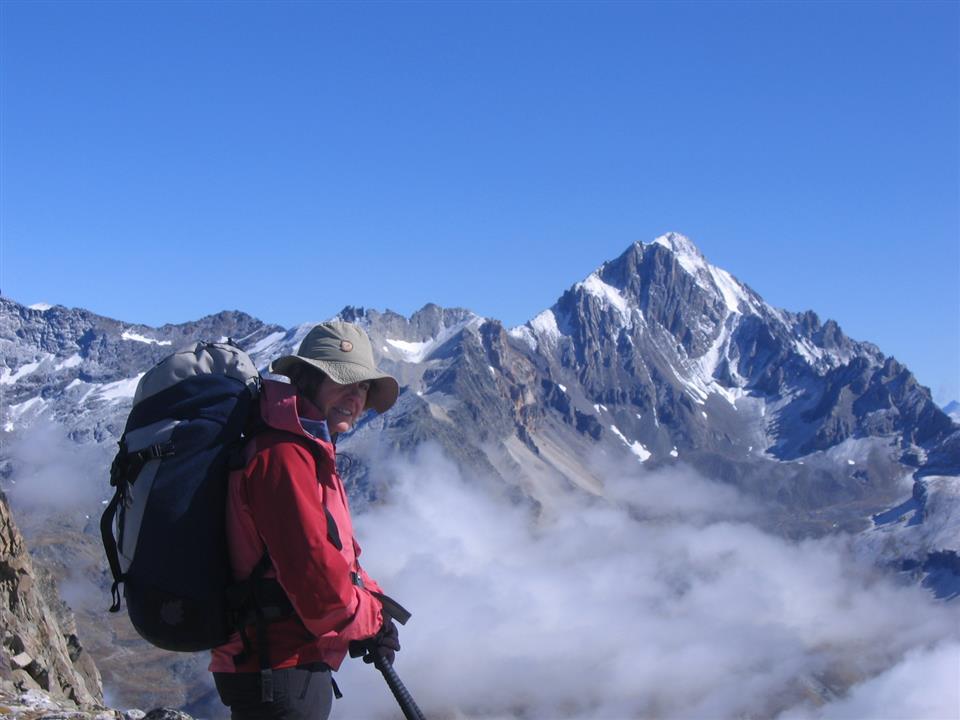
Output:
[{"xmin": 270, "ymin": 355, "xmax": 399, "ymax": 414}]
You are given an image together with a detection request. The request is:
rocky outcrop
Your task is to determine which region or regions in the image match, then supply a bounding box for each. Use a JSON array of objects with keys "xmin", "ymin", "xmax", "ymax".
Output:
[
  {"xmin": 0, "ymin": 491, "xmax": 102, "ymax": 709},
  {"xmin": 0, "ymin": 494, "xmax": 202, "ymax": 718},
  {"xmin": 0, "ymin": 683, "xmax": 196, "ymax": 720}
]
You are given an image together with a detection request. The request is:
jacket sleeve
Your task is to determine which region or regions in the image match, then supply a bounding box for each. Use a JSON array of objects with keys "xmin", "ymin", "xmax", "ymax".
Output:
[{"xmin": 242, "ymin": 441, "xmax": 383, "ymax": 642}]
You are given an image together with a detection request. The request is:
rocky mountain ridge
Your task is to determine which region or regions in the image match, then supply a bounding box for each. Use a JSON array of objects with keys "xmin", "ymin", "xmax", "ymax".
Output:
[
  {"xmin": 328, "ymin": 236, "xmax": 957, "ymax": 534},
  {"xmin": 0, "ymin": 232, "xmax": 957, "ymax": 714},
  {"xmin": 3, "ymin": 233, "xmax": 956, "ymax": 528}
]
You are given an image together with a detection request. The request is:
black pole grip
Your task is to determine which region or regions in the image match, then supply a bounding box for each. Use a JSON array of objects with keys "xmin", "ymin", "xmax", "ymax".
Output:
[{"xmin": 373, "ymin": 648, "xmax": 426, "ymax": 720}]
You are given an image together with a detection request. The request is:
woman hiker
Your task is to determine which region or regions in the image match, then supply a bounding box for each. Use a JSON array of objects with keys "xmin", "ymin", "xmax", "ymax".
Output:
[{"xmin": 210, "ymin": 321, "xmax": 401, "ymax": 719}]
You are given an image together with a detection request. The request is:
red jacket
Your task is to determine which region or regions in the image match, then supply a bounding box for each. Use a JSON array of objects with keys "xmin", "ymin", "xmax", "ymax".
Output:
[{"xmin": 209, "ymin": 379, "xmax": 384, "ymax": 672}]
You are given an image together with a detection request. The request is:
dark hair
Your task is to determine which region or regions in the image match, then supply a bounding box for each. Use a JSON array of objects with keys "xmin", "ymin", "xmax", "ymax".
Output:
[{"xmin": 284, "ymin": 361, "xmax": 326, "ymax": 401}]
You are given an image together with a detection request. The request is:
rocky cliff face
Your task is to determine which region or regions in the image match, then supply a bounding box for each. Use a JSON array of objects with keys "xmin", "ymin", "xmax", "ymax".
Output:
[{"xmin": 0, "ymin": 490, "xmax": 102, "ymax": 709}]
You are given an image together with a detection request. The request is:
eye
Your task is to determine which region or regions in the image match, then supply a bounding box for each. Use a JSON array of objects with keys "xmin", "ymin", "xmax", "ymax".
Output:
[{"xmin": 357, "ymin": 381, "xmax": 371, "ymax": 393}]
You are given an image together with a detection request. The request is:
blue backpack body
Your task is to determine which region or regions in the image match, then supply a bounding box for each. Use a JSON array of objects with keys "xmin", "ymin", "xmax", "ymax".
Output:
[{"xmin": 100, "ymin": 342, "xmax": 261, "ymax": 652}]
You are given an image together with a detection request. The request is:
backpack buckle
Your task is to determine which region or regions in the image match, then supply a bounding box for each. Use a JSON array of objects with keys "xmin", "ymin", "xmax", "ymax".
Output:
[
  {"xmin": 260, "ymin": 669, "xmax": 274, "ymax": 702},
  {"xmin": 109, "ymin": 440, "xmax": 129, "ymax": 487},
  {"xmin": 139, "ymin": 441, "xmax": 176, "ymax": 461}
]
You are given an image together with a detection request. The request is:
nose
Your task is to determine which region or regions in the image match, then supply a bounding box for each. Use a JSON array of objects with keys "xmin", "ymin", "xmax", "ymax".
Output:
[{"xmin": 348, "ymin": 383, "xmax": 368, "ymax": 399}]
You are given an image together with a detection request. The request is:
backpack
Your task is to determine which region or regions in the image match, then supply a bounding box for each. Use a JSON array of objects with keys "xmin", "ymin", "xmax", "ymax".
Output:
[{"xmin": 100, "ymin": 341, "xmax": 264, "ymax": 652}]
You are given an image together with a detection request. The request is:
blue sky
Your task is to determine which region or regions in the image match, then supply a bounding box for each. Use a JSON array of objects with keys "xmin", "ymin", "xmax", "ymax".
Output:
[{"xmin": 2, "ymin": 1, "xmax": 957, "ymax": 402}]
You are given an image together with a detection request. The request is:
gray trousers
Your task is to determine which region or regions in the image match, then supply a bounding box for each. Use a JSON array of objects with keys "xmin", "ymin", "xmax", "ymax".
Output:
[{"xmin": 213, "ymin": 665, "xmax": 334, "ymax": 720}]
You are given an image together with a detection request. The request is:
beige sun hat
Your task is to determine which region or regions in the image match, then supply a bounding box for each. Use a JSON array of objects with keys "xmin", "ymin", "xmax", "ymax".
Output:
[{"xmin": 270, "ymin": 322, "xmax": 399, "ymax": 414}]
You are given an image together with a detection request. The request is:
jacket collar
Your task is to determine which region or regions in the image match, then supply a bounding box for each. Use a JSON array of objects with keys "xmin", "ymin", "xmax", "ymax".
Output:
[{"xmin": 259, "ymin": 379, "xmax": 335, "ymax": 449}]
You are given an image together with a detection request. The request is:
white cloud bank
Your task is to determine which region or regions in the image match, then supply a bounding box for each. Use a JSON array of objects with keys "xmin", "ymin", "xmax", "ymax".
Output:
[
  {"xmin": 780, "ymin": 641, "xmax": 960, "ymax": 720},
  {"xmin": 3, "ymin": 430, "xmax": 956, "ymax": 719},
  {"xmin": 3, "ymin": 421, "xmax": 111, "ymax": 515},
  {"xmin": 344, "ymin": 444, "xmax": 959, "ymax": 720}
]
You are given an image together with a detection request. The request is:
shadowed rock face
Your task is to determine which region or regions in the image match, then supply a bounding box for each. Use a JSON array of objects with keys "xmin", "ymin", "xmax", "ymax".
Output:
[{"xmin": 0, "ymin": 491, "xmax": 102, "ymax": 708}]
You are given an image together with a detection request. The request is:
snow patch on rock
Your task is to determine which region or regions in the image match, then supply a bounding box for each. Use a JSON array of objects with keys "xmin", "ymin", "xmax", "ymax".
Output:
[
  {"xmin": 577, "ymin": 273, "xmax": 631, "ymax": 323},
  {"xmin": 530, "ymin": 309, "xmax": 561, "ymax": 342},
  {"xmin": 609, "ymin": 425, "xmax": 651, "ymax": 461},
  {"xmin": 653, "ymin": 232, "xmax": 706, "ymax": 276},
  {"xmin": 246, "ymin": 330, "xmax": 289, "ymax": 362},
  {"xmin": 56, "ymin": 354, "xmax": 83, "ymax": 370},
  {"xmin": 384, "ymin": 316, "xmax": 483, "ymax": 364},
  {"xmin": 8, "ymin": 396, "xmax": 47, "ymax": 421},
  {"xmin": 1, "ymin": 354, "xmax": 57, "ymax": 385},
  {"xmin": 385, "ymin": 338, "xmax": 433, "ymax": 363},
  {"xmin": 81, "ymin": 374, "xmax": 145, "ymax": 404},
  {"xmin": 121, "ymin": 330, "xmax": 172, "ymax": 346},
  {"xmin": 508, "ymin": 324, "xmax": 537, "ymax": 351}
]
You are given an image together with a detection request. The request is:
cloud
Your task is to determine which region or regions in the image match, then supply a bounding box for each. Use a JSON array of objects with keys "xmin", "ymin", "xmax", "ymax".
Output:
[
  {"xmin": 4, "ymin": 428, "xmax": 954, "ymax": 720},
  {"xmin": 778, "ymin": 641, "xmax": 960, "ymax": 720},
  {"xmin": 2, "ymin": 420, "xmax": 111, "ymax": 518},
  {"xmin": 340, "ymin": 443, "xmax": 959, "ymax": 720},
  {"xmin": 1, "ymin": 420, "xmax": 115, "ymax": 633}
]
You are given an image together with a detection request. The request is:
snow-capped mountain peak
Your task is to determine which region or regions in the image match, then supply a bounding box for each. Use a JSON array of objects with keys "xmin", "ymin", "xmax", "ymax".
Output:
[
  {"xmin": 648, "ymin": 231, "xmax": 758, "ymax": 316},
  {"xmin": 651, "ymin": 231, "xmax": 708, "ymax": 275}
]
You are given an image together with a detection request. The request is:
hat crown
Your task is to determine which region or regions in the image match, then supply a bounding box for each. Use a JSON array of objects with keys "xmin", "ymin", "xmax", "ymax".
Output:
[
  {"xmin": 269, "ymin": 321, "xmax": 400, "ymax": 414},
  {"xmin": 297, "ymin": 322, "xmax": 374, "ymax": 365}
]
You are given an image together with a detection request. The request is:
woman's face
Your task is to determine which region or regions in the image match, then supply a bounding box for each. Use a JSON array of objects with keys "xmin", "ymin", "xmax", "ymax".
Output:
[{"xmin": 313, "ymin": 376, "xmax": 370, "ymax": 434}]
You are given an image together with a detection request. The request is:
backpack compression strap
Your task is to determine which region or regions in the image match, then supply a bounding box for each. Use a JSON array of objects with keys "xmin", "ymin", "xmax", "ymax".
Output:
[
  {"xmin": 227, "ymin": 550, "xmax": 311, "ymax": 702},
  {"xmin": 100, "ymin": 437, "xmax": 178, "ymax": 612},
  {"xmin": 100, "ymin": 490, "xmax": 124, "ymax": 612}
]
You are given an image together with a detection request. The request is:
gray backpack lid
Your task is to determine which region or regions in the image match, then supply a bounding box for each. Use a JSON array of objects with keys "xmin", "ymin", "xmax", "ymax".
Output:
[{"xmin": 134, "ymin": 342, "xmax": 260, "ymax": 405}]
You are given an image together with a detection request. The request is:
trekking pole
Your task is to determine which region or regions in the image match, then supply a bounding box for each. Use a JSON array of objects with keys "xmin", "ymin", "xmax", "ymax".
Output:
[
  {"xmin": 350, "ymin": 592, "xmax": 427, "ymax": 720},
  {"xmin": 371, "ymin": 648, "xmax": 427, "ymax": 720},
  {"xmin": 349, "ymin": 640, "xmax": 427, "ymax": 720}
]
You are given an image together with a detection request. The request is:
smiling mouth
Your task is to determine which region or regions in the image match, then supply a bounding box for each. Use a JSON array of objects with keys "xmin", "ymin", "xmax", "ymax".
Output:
[{"xmin": 332, "ymin": 406, "xmax": 355, "ymax": 420}]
